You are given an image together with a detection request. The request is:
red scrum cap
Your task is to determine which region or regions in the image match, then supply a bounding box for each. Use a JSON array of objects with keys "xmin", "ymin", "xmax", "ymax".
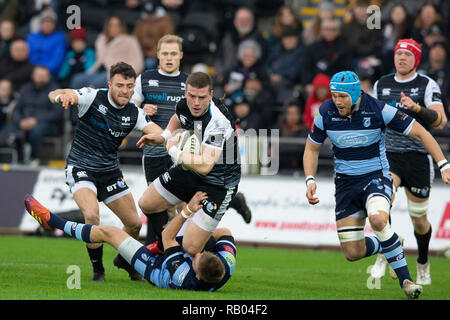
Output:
[{"xmin": 394, "ymin": 39, "xmax": 422, "ymax": 69}]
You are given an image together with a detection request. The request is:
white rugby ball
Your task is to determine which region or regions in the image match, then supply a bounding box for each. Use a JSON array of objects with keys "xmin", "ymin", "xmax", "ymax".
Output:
[{"xmin": 177, "ymin": 130, "xmax": 201, "ymax": 170}]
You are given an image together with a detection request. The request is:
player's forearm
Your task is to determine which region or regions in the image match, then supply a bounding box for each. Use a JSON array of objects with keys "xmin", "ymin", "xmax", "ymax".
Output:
[
  {"xmin": 409, "ymin": 123, "xmax": 446, "ymax": 164},
  {"xmin": 161, "ymin": 206, "xmax": 191, "ymax": 249},
  {"xmin": 411, "ymin": 103, "xmax": 444, "ymax": 128},
  {"xmin": 178, "ymin": 153, "xmax": 215, "ymax": 175},
  {"xmin": 303, "ymin": 141, "xmax": 320, "ymax": 177},
  {"xmin": 48, "ymin": 89, "xmax": 77, "ymax": 104}
]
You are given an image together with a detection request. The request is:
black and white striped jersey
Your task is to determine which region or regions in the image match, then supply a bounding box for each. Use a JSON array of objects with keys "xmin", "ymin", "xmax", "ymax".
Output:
[
  {"xmin": 132, "ymin": 69, "xmax": 189, "ymax": 157},
  {"xmin": 373, "ymin": 72, "xmax": 443, "ymax": 153},
  {"xmin": 175, "ymin": 97, "xmax": 241, "ymax": 188},
  {"xmin": 66, "ymin": 88, "xmax": 151, "ymax": 172}
]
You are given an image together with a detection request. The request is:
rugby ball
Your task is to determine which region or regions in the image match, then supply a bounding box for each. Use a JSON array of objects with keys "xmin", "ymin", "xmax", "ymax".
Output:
[{"xmin": 177, "ymin": 130, "xmax": 201, "ymax": 170}]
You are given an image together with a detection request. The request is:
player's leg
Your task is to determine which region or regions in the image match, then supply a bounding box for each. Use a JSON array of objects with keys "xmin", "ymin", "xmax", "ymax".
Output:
[
  {"xmin": 182, "ymin": 186, "xmax": 236, "ymax": 256},
  {"xmin": 142, "ymin": 156, "xmax": 172, "ymax": 244},
  {"xmin": 72, "ymin": 187, "xmax": 105, "ymax": 281},
  {"xmin": 105, "ymin": 193, "xmax": 142, "ymax": 240},
  {"xmin": 336, "ymin": 216, "xmax": 369, "ymax": 261},
  {"xmin": 228, "ymin": 192, "xmax": 252, "ymax": 224},
  {"xmin": 366, "ymin": 195, "xmax": 422, "ymax": 297},
  {"xmin": 405, "ymin": 189, "xmax": 432, "ymax": 285},
  {"xmin": 403, "ymin": 153, "xmax": 433, "ymax": 285},
  {"xmin": 65, "ymin": 165, "xmax": 105, "ymax": 281},
  {"xmin": 100, "ymin": 174, "xmax": 144, "ymax": 281},
  {"xmin": 24, "ymin": 195, "xmax": 157, "ymax": 283},
  {"xmin": 371, "ymin": 172, "xmax": 402, "ymax": 279}
]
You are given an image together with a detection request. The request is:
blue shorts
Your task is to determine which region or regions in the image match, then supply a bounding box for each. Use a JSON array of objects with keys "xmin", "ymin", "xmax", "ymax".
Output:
[{"xmin": 334, "ymin": 170, "xmax": 393, "ymax": 221}]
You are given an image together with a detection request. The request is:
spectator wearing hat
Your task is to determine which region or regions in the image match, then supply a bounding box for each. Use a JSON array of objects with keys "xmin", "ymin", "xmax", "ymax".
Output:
[
  {"xmin": 26, "ymin": 9, "xmax": 67, "ymax": 75},
  {"xmin": 58, "ymin": 27, "xmax": 95, "ymax": 88}
]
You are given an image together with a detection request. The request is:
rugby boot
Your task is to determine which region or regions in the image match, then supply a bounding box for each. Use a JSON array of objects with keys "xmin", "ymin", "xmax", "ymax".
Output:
[
  {"xmin": 402, "ymin": 279, "xmax": 423, "ymax": 299},
  {"xmin": 416, "ymin": 261, "xmax": 431, "ymax": 285},
  {"xmin": 24, "ymin": 194, "xmax": 53, "ymax": 230},
  {"xmin": 230, "ymin": 192, "xmax": 252, "ymax": 224}
]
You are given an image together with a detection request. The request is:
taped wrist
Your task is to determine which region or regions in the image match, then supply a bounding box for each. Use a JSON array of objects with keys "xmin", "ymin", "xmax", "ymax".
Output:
[{"xmin": 415, "ymin": 105, "xmax": 440, "ymax": 126}]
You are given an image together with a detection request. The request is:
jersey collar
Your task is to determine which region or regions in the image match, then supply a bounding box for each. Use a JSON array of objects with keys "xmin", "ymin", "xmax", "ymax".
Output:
[
  {"xmin": 394, "ymin": 72, "xmax": 418, "ymax": 83},
  {"xmin": 158, "ymin": 69, "xmax": 180, "ymax": 77}
]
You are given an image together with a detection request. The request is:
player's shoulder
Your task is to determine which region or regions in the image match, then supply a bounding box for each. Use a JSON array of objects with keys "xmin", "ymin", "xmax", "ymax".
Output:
[
  {"xmin": 317, "ymin": 98, "xmax": 335, "ymax": 116},
  {"xmin": 416, "ymin": 72, "xmax": 439, "ymax": 87}
]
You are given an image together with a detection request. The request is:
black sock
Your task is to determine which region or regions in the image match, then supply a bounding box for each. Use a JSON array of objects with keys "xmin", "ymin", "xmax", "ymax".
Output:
[
  {"xmin": 415, "ymin": 225, "xmax": 432, "ymax": 264},
  {"xmin": 146, "ymin": 211, "xmax": 168, "ymax": 245},
  {"xmin": 87, "ymin": 245, "xmax": 104, "ymax": 273}
]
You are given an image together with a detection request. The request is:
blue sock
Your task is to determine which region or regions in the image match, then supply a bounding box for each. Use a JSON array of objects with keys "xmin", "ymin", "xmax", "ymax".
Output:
[
  {"xmin": 380, "ymin": 233, "xmax": 412, "ymax": 287},
  {"xmin": 48, "ymin": 212, "xmax": 93, "ymax": 243},
  {"xmin": 364, "ymin": 236, "xmax": 382, "ymax": 257}
]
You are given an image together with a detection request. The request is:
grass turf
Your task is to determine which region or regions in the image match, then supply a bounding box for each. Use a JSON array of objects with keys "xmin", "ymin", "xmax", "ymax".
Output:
[{"xmin": 0, "ymin": 235, "xmax": 449, "ymax": 300}]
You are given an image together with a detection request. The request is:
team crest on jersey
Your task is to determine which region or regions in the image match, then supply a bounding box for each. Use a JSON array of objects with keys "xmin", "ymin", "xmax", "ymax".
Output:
[
  {"xmin": 382, "ymin": 88, "xmax": 391, "ymax": 96},
  {"xmin": 410, "ymin": 88, "xmax": 419, "ymax": 96},
  {"xmin": 148, "ymin": 79, "xmax": 159, "ymax": 87},
  {"xmin": 121, "ymin": 116, "xmax": 131, "ymax": 126},
  {"xmin": 181, "ymin": 82, "xmax": 186, "ymax": 90},
  {"xmin": 363, "ymin": 117, "xmax": 371, "ymax": 128},
  {"xmin": 98, "ymin": 104, "xmax": 107, "ymax": 115}
]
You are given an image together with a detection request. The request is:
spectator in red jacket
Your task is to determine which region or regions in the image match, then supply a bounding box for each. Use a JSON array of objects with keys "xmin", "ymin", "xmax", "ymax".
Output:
[{"xmin": 303, "ymin": 73, "xmax": 331, "ymax": 128}]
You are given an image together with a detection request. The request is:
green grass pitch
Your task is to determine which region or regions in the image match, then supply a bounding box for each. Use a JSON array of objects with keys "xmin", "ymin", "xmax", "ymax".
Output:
[{"xmin": 0, "ymin": 235, "xmax": 449, "ymax": 300}]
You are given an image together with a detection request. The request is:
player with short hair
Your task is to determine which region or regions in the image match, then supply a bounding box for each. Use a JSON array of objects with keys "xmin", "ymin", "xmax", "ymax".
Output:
[
  {"xmin": 132, "ymin": 35, "xmax": 251, "ymax": 247},
  {"xmin": 370, "ymin": 39, "xmax": 448, "ymax": 284},
  {"xmin": 24, "ymin": 191, "xmax": 236, "ymax": 291},
  {"xmin": 48, "ymin": 62, "xmax": 163, "ymax": 282},
  {"xmin": 303, "ymin": 70, "xmax": 450, "ymax": 299},
  {"xmin": 136, "ymin": 72, "xmax": 241, "ymax": 257},
  {"xmin": 131, "ymin": 34, "xmax": 189, "ymax": 245}
]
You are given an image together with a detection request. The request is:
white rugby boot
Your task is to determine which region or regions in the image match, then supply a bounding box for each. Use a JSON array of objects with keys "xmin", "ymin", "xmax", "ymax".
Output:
[
  {"xmin": 416, "ymin": 261, "xmax": 431, "ymax": 285},
  {"xmin": 402, "ymin": 279, "xmax": 423, "ymax": 299},
  {"xmin": 370, "ymin": 253, "xmax": 387, "ymax": 278}
]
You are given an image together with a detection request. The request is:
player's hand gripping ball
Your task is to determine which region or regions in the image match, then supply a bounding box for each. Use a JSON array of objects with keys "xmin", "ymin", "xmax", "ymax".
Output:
[{"xmin": 177, "ymin": 130, "xmax": 201, "ymax": 170}]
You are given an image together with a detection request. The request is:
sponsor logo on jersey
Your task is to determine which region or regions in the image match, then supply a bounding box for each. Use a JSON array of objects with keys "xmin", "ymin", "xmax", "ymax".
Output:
[
  {"xmin": 336, "ymin": 132, "xmax": 369, "ymax": 146},
  {"xmin": 88, "ymin": 116, "xmax": 127, "ymax": 138},
  {"xmin": 410, "ymin": 87, "xmax": 419, "ymax": 96},
  {"xmin": 76, "ymin": 171, "xmax": 87, "ymax": 178},
  {"xmin": 98, "ymin": 104, "xmax": 108, "ymax": 115},
  {"xmin": 121, "ymin": 116, "xmax": 131, "ymax": 126},
  {"xmin": 145, "ymin": 92, "xmax": 183, "ymax": 103},
  {"xmin": 382, "ymin": 88, "xmax": 391, "ymax": 96},
  {"xmin": 179, "ymin": 114, "xmax": 187, "ymax": 125},
  {"xmin": 148, "ymin": 80, "xmax": 159, "ymax": 87}
]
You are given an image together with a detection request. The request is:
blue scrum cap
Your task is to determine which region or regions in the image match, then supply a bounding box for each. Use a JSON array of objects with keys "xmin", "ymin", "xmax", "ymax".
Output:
[{"xmin": 329, "ymin": 71, "xmax": 361, "ymax": 106}]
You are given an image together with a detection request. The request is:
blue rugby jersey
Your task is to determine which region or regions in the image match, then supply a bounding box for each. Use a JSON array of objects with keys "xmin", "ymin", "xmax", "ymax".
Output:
[
  {"xmin": 308, "ymin": 92, "xmax": 415, "ymax": 176},
  {"xmin": 145, "ymin": 235, "xmax": 236, "ymax": 291}
]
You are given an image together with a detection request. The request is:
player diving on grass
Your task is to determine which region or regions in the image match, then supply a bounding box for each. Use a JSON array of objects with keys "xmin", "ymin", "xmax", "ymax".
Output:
[
  {"xmin": 303, "ymin": 71, "xmax": 450, "ymax": 299},
  {"xmin": 24, "ymin": 191, "xmax": 236, "ymax": 291},
  {"xmin": 136, "ymin": 72, "xmax": 241, "ymax": 258}
]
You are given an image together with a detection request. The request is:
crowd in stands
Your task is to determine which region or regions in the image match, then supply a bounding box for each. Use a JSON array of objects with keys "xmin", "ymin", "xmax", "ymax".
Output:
[{"xmin": 0, "ymin": 0, "xmax": 449, "ymax": 171}]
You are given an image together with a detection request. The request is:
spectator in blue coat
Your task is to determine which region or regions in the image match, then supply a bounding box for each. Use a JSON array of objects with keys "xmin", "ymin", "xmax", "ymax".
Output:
[{"xmin": 26, "ymin": 9, "xmax": 67, "ymax": 76}]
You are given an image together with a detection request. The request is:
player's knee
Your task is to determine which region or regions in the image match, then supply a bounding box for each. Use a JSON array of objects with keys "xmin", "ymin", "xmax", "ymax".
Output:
[
  {"xmin": 125, "ymin": 218, "xmax": 142, "ymax": 235},
  {"xmin": 407, "ymin": 199, "xmax": 428, "ymax": 218},
  {"xmin": 138, "ymin": 196, "xmax": 154, "ymax": 214},
  {"xmin": 366, "ymin": 196, "xmax": 389, "ymax": 232},
  {"xmin": 83, "ymin": 209, "xmax": 100, "ymax": 225},
  {"xmin": 343, "ymin": 247, "xmax": 364, "ymax": 262}
]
